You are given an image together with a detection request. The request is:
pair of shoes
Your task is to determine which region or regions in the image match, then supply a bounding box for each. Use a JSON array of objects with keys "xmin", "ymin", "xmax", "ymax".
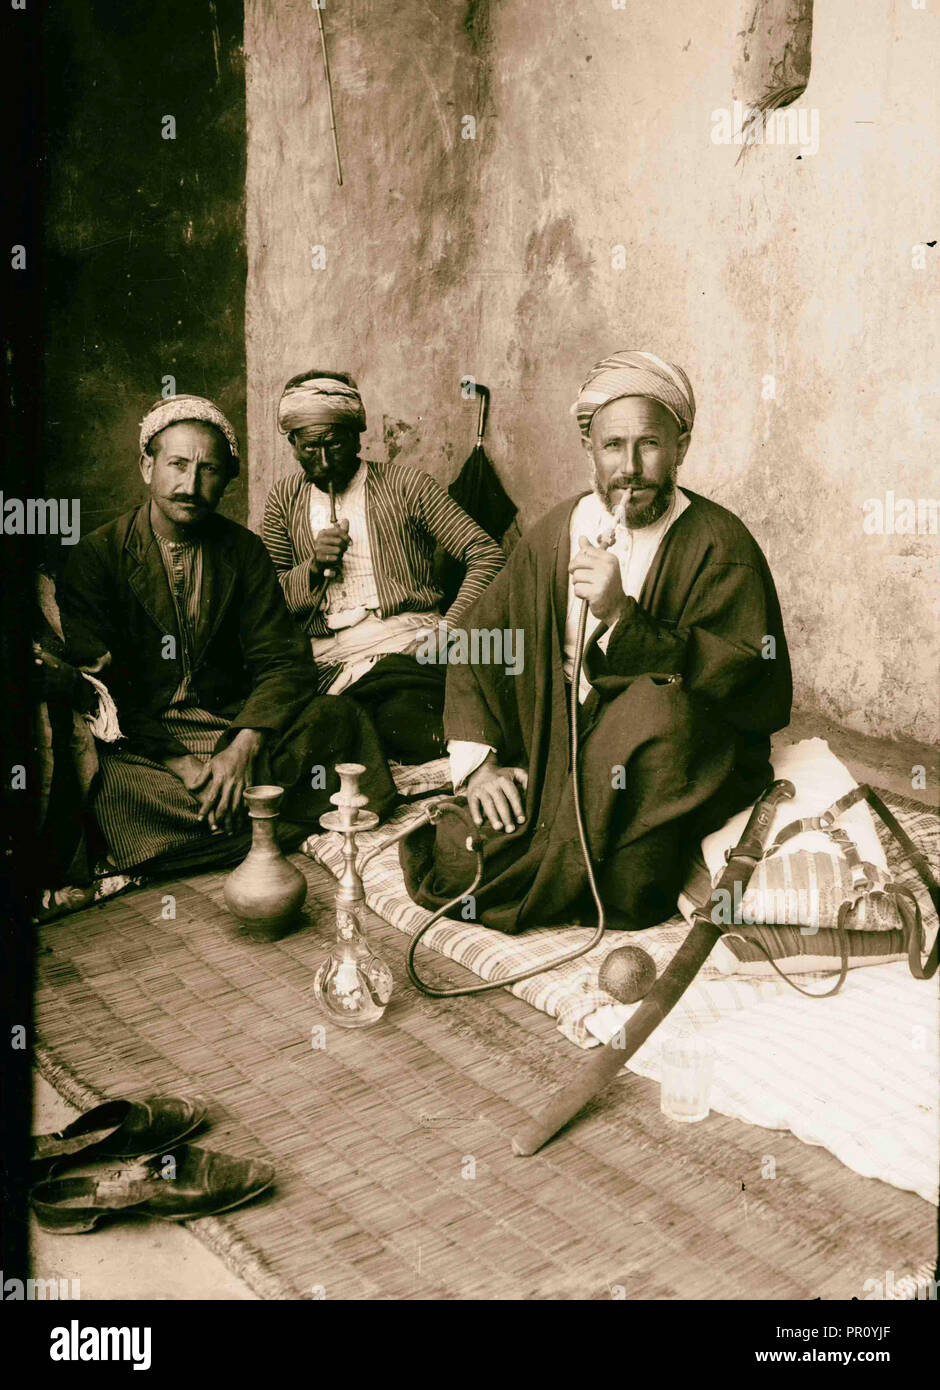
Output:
[
  {"xmin": 30, "ymin": 1094, "xmax": 274, "ymax": 1233},
  {"xmin": 31, "ymin": 1145, "xmax": 275, "ymax": 1234}
]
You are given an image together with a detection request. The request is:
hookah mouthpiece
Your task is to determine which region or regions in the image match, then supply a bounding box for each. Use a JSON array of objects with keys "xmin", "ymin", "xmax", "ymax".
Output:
[{"xmin": 599, "ymin": 498, "xmax": 627, "ymax": 549}]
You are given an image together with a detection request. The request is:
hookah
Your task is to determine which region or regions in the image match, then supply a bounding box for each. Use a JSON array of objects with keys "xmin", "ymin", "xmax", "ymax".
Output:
[
  {"xmin": 312, "ymin": 763, "xmax": 395, "ymax": 1026},
  {"xmin": 310, "ymin": 493, "xmax": 633, "ymax": 1019}
]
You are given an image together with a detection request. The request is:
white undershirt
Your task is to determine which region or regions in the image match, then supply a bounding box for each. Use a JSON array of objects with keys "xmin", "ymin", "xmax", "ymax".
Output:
[
  {"xmin": 309, "ymin": 461, "xmax": 439, "ymax": 692},
  {"xmin": 448, "ymin": 487, "xmax": 690, "ymax": 790},
  {"xmin": 308, "ymin": 462, "xmax": 380, "ymax": 627}
]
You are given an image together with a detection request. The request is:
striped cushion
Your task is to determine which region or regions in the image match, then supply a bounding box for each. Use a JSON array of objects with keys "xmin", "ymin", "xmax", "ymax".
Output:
[
  {"xmin": 742, "ymin": 851, "xmax": 901, "ymax": 931},
  {"xmin": 683, "ymin": 840, "xmax": 910, "ymax": 975},
  {"xmin": 719, "ymin": 923, "xmax": 908, "ymax": 973}
]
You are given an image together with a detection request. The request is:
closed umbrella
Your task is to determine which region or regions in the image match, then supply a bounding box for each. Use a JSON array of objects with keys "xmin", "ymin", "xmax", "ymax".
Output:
[{"xmin": 434, "ymin": 384, "xmax": 517, "ymax": 610}]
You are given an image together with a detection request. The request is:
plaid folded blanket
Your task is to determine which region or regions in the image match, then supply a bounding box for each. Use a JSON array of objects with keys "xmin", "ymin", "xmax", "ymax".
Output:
[{"xmin": 389, "ymin": 757, "xmax": 452, "ymax": 800}]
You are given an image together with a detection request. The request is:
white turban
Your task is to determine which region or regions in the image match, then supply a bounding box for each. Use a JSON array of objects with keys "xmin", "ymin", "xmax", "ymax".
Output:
[
  {"xmin": 277, "ymin": 377, "xmax": 366, "ymax": 435},
  {"xmin": 139, "ymin": 395, "xmax": 240, "ymax": 476}
]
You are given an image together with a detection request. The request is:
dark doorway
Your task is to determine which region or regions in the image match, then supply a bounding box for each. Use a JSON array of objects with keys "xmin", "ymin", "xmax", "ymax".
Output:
[{"xmin": 41, "ymin": 0, "xmax": 248, "ymax": 567}]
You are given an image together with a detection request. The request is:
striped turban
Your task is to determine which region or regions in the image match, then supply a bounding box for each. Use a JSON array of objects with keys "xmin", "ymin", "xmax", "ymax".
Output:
[
  {"xmin": 277, "ymin": 376, "xmax": 367, "ymax": 435},
  {"xmin": 139, "ymin": 395, "xmax": 240, "ymax": 477},
  {"xmin": 572, "ymin": 351, "xmax": 695, "ymax": 437}
]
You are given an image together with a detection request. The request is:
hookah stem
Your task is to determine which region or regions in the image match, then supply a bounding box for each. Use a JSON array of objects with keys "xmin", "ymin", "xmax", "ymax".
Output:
[
  {"xmin": 563, "ymin": 498, "xmax": 627, "ymax": 943},
  {"xmin": 310, "ymin": 468, "xmax": 338, "ymax": 611},
  {"xmin": 403, "ymin": 511, "xmax": 627, "ymax": 999}
]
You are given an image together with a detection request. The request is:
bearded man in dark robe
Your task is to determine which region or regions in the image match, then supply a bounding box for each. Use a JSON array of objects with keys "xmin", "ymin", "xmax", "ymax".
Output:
[{"xmin": 402, "ymin": 350, "xmax": 792, "ymax": 934}]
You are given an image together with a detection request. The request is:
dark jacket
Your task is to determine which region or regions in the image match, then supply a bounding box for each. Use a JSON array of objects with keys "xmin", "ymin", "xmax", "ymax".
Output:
[{"xmin": 57, "ymin": 504, "xmax": 317, "ymax": 762}]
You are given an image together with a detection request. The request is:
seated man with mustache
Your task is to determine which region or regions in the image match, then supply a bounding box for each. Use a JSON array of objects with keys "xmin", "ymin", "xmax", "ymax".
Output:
[
  {"xmin": 57, "ymin": 395, "xmax": 396, "ymax": 874},
  {"xmin": 403, "ymin": 350, "xmax": 792, "ymax": 934}
]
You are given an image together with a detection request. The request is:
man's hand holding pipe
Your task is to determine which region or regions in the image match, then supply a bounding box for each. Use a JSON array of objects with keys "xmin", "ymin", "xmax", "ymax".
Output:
[
  {"xmin": 569, "ymin": 537, "xmax": 628, "ymax": 626},
  {"xmin": 311, "ymin": 520, "xmax": 350, "ymax": 578}
]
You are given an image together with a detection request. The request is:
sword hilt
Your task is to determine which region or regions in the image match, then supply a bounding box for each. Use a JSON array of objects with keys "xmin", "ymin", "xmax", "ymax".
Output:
[{"xmin": 728, "ymin": 778, "xmax": 796, "ymax": 864}]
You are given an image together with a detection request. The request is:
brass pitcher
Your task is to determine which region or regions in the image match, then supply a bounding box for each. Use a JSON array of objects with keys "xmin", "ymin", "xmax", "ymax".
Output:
[{"xmin": 223, "ymin": 785, "xmax": 307, "ymax": 940}]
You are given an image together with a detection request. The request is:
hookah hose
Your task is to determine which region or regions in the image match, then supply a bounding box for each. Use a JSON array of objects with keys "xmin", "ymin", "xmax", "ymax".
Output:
[
  {"xmin": 401, "ymin": 597, "xmax": 605, "ymax": 998},
  {"xmin": 402, "ymin": 506, "xmax": 627, "ymax": 999}
]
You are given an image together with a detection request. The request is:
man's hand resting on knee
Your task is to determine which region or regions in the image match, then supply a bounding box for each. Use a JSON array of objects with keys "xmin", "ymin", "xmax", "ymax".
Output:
[
  {"xmin": 465, "ymin": 754, "xmax": 528, "ymax": 833},
  {"xmin": 163, "ymin": 728, "xmax": 265, "ymax": 834}
]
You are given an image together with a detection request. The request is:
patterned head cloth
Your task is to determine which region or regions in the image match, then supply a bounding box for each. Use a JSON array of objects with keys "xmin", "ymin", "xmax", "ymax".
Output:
[
  {"xmin": 277, "ymin": 375, "xmax": 367, "ymax": 436},
  {"xmin": 139, "ymin": 395, "xmax": 240, "ymax": 477},
  {"xmin": 572, "ymin": 350, "xmax": 696, "ymax": 437}
]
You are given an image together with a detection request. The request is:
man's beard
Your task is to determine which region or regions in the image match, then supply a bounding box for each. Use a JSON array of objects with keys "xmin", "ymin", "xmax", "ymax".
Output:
[{"xmin": 592, "ymin": 467, "xmax": 677, "ymax": 529}]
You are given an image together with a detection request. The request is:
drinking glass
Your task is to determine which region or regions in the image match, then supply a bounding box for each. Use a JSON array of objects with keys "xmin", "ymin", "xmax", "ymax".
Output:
[{"xmin": 659, "ymin": 1031, "xmax": 715, "ymax": 1123}]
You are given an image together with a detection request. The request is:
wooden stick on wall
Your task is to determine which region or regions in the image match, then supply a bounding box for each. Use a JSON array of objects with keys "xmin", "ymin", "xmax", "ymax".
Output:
[{"xmin": 316, "ymin": 4, "xmax": 343, "ymax": 185}]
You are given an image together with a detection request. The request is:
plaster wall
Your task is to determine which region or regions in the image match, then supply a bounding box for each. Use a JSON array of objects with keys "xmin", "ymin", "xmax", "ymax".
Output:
[{"xmin": 245, "ymin": 0, "xmax": 939, "ymax": 744}]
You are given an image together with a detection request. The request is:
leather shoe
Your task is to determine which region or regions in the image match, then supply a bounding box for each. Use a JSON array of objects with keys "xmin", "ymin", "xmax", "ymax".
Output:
[
  {"xmin": 30, "ymin": 1144, "xmax": 274, "ymax": 1234},
  {"xmin": 32, "ymin": 1094, "xmax": 208, "ymax": 1171}
]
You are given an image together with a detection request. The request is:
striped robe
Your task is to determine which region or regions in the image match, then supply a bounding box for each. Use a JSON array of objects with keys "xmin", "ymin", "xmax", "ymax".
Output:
[
  {"xmin": 155, "ymin": 533, "xmax": 230, "ymax": 757},
  {"xmin": 263, "ymin": 461, "xmax": 505, "ymax": 761},
  {"xmin": 262, "ymin": 460, "xmax": 505, "ymax": 649}
]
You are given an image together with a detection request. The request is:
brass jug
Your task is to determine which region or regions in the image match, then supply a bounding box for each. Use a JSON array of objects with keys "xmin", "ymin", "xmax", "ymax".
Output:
[{"xmin": 223, "ymin": 785, "xmax": 307, "ymax": 940}]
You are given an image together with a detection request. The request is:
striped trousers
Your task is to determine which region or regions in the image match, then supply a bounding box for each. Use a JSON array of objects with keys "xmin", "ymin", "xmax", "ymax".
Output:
[{"xmin": 93, "ymin": 693, "xmax": 398, "ymax": 872}]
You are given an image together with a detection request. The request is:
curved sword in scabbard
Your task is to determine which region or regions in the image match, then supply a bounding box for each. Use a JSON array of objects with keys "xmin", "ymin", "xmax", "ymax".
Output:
[{"xmin": 510, "ymin": 777, "xmax": 797, "ymax": 1156}]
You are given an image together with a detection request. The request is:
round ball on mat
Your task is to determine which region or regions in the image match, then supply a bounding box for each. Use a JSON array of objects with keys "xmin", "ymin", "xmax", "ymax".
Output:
[{"xmin": 598, "ymin": 945, "xmax": 657, "ymax": 1003}]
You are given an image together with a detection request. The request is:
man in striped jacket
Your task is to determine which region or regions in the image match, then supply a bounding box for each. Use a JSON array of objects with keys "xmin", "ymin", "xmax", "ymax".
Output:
[{"xmin": 262, "ymin": 370, "xmax": 505, "ymax": 764}]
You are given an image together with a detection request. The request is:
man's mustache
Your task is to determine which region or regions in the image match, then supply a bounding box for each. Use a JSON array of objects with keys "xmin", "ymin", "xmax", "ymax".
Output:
[
  {"xmin": 303, "ymin": 461, "xmax": 347, "ymax": 478},
  {"xmin": 308, "ymin": 455, "xmax": 356, "ymax": 477}
]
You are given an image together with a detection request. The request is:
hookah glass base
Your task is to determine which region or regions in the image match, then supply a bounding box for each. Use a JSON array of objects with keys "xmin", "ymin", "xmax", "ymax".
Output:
[{"xmin": 313, "ymin": 908, "xmax": 393, "ymax": 1028}]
